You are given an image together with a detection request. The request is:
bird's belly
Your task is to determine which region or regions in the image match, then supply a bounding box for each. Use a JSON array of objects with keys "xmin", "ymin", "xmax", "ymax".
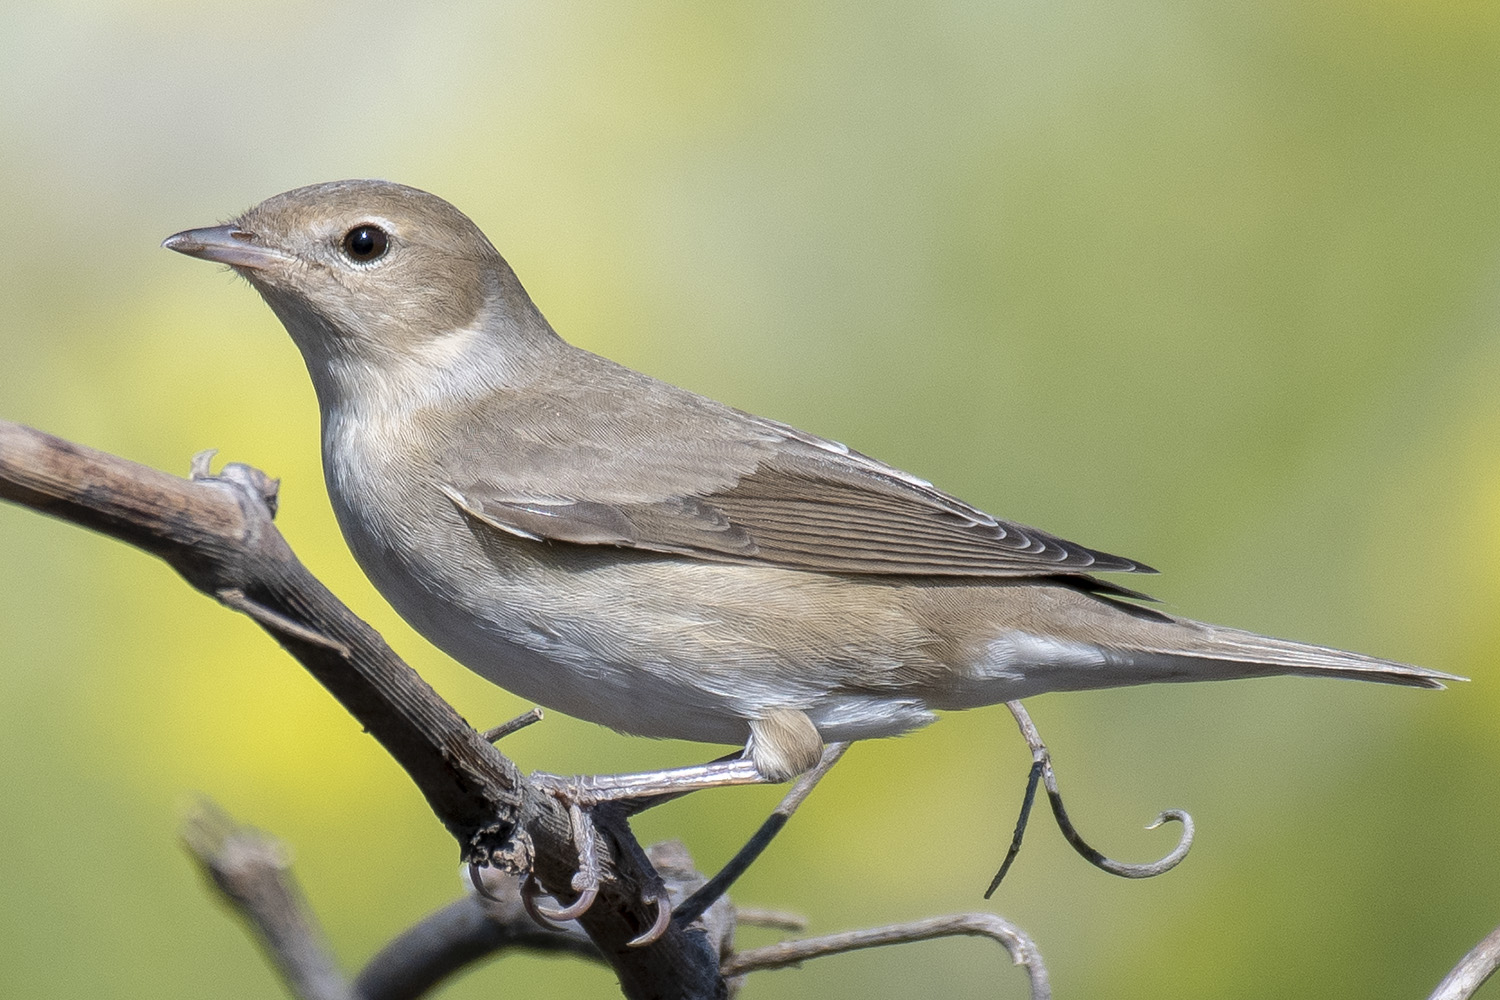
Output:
[
  {"xmin": 384, "ymin": 574, "xmax": 764, "ymax": 745},
  {"xmin": 329, "ymin": 485, "xmax": 940, "ymax": 746}
]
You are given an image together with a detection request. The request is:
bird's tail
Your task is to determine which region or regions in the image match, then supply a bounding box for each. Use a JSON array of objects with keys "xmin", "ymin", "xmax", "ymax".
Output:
[{"xmin": 1108, "ymin": 618, "xmax": 1461, "ymax": 690}]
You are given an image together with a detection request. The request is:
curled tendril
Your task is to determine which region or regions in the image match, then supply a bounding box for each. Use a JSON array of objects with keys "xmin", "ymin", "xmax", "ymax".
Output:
[{"xmin": 986, "ymin": 702, "xmax": 1194, "ymax": 898}]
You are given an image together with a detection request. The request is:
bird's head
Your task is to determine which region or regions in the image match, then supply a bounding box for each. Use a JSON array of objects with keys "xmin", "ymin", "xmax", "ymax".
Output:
[{"xmin": 164, "ymin": 179, "xmax": 554, "ymax": 399}]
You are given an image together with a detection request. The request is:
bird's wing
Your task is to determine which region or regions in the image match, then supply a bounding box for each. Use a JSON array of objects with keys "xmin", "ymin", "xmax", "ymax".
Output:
[{"xmin": 442, "ymin": 384, "xmax": 1153, "ymax": 580}]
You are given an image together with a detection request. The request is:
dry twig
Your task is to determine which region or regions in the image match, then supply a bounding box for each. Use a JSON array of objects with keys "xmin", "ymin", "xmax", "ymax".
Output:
[
  {"xmin": 724, "ymin": 913, "xmax": 1050, "ymax": 999},
  {"xmin": 1428, "ymin": 923, "xmax": 1500, "ymax": 1000},
  {"xmin": 182, "ymin": 800, "xmax": 353, "ymax": 1000}
]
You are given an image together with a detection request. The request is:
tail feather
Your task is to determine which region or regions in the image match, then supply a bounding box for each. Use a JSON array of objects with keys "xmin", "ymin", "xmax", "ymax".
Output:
[{"xmin": 1132, "ymin": 622, "xmax": 1462, "ymax": 690}]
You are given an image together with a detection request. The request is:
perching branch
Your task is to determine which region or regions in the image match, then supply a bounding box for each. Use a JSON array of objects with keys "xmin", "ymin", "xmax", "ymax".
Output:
[
  {"xmin": 1, "ymin": 419, "xmax": 1054, "ymax": 999},
  {"xmin": 0, "ymin": 420, "xmax": 721, "ymax": 1000}
]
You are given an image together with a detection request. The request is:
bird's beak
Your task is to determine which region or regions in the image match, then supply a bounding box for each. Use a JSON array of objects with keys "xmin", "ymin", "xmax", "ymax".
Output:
[{"xmin": 161, "ymin": 225, "xmax": 288, "ymax": 270}]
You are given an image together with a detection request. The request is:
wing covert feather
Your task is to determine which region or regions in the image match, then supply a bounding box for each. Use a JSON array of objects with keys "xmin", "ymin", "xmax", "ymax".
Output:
[
  {"xmin": 434, "ymin": 351, "xmax": 1151, "ymax": 579},
  {"xmin": 441, "ymin": 404, "xmax": 1152, "ymax": 578}
]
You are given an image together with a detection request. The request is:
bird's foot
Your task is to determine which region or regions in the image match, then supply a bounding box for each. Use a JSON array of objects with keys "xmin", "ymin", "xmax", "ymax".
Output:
[
  {"xmin": 518, "ymin": 756, "xmax": 778, "ymax": 945},
  {"xmin": 514, "ymin": 793, "xmax": 673, "ymax": 946}
]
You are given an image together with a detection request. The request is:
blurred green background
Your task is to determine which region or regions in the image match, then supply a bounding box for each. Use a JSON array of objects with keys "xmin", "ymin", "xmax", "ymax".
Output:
[{"xmin": 2, "ymin": 2, "xmax": 1498, "ymax": 997}]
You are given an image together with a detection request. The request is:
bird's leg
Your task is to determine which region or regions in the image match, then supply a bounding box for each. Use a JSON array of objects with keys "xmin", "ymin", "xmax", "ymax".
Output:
[
  {"xmin": 519, "ymin": 761, "xmax": 759, "ymax": 941},
  {"xmin": 523, "ymin": 709, "xmax": 828, "ymax": 937},
  {"xmin": 530, "ymin": 707, "xmax": 826, "ymax": 805},
  {"xmin": 530, "ymin": 755, "xmax": 770, "ymax": 805}
]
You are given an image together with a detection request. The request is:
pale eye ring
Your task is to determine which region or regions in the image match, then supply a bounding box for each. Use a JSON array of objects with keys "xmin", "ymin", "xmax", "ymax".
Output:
[{"xmin": 341, "ymin": 224, "xmax": 389, "ymax": 262}]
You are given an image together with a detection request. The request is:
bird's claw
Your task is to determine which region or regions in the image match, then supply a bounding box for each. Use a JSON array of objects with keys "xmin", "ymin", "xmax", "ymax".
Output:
[
  {"xmin": 517, "ymin": 785, "xmax": 677, "ymax": 943},
  {"xmin": 518, "ymin": 866, "xmax": 601, "ymax": 927},
  {"xmin": 516, "ymin": 793, "xmax": 605, "ymax": 929},
  {"xmin": 519, "ymin": 873, "xmax": 566, "ymax": 929},
  {"xmin": 466, "ymin": 861, "xmax": 505, "ymax": 903},
  {"xmin": 529, "ymin": 800, "xmax": 603, "ymax": 922},
  {"xmin": 627, "ymin": 890, "xmax": 672, "ymax": 947},
  {"xmin": 536, "ymin": 879, "xmax": 599, "ymax": 922}
]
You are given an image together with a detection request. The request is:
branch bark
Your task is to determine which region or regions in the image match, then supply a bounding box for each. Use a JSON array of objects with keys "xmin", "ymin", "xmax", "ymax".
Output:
[{"xmin": 0, "ymin": 420, "xmax": 725, "ymax": 999}]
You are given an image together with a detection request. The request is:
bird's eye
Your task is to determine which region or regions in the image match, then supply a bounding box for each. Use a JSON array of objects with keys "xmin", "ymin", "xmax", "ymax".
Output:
[{"xmin": 341, "ymin": 224, "xmax": 389, "ymax": 263}]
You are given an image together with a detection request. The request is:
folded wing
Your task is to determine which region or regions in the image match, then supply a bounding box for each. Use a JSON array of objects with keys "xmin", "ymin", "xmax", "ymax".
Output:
[{"xmin": 445, "ymin": 411, "xmax": 1152, "ymax": 581}]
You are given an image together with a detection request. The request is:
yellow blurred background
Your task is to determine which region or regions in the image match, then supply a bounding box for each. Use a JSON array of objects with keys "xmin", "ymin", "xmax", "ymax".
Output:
[{"xmin": 2, "ymin": 2, "xmax": 1498, "ymax": 997}]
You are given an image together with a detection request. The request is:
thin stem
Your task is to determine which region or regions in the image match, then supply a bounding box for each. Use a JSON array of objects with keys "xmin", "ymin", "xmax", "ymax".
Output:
[
  {"xmin": 723, "ymin": 913, "xmax": 1050, "ymax": 1000},
  {"xmin": 673, "ymin": 743, "xmax": 849, "ymax": 927},
  {"xmin": 985, "ymin": 758, "xmax": 1044, "ymax": 898},
  {"xmin": 990, "ymin": 701, "xmax": 1193, "ymax": 889}
]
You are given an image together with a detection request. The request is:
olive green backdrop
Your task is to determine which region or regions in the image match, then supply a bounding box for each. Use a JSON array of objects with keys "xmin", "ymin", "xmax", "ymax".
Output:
[{"xmin": 2, "ymin": 3, "xmax": 1497, "ymax": 997}]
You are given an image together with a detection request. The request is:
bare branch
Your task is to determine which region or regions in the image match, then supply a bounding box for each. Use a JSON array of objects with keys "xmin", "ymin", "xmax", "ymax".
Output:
[
  {"xmin": 181, "ymin": 800, "xmax": 354, "ymax": 1000},
  {"xmin": 723, "ymin": 913, "xmax": 1050, "ymax": 1000},
  {"xmin": 0, "ymin": 420, "xmax": 724, "ymax": 1000},
  {"xmin": 1428, "ymin": 923, "xmax": 1500, "ymax": 1000}
]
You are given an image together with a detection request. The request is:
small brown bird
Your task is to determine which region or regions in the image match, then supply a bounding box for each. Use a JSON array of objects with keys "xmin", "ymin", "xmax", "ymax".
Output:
[{"xmin": 164, "ymin": 179, "xmax": 1456, "ymax": 796}]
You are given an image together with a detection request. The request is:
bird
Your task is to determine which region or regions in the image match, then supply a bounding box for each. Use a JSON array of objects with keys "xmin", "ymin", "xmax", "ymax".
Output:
[{"xmin": 163, "ymin": 179, "xmax": 1457, "ymax": 798}]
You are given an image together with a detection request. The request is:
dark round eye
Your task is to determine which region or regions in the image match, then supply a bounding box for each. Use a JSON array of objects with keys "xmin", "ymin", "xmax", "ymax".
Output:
[{"xmin": 341, "ymin": 224, "xmax": 389, "ymax": 262}]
